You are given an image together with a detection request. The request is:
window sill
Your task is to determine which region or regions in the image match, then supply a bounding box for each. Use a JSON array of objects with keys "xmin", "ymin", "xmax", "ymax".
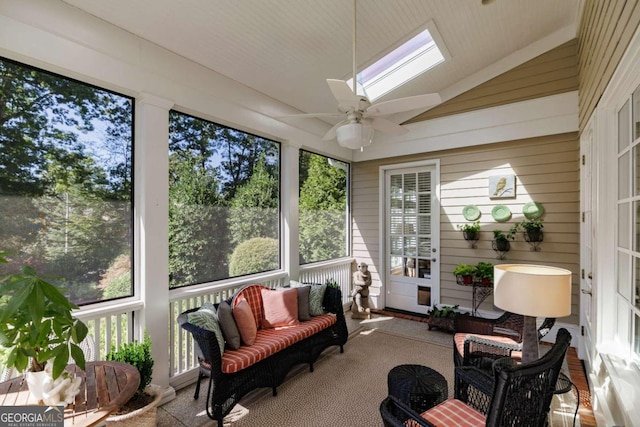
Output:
[{"xmin": 598, "ymin": 350, "xmax": 640, "ymax": 427}]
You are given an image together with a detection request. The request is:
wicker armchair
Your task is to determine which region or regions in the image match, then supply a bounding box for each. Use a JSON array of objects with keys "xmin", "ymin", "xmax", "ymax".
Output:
[
  {"xmin": 380, "ymin": 328, "xmax": 572, "ymax": 427},
  {"xmin": 453, "ymin": 312, "xmax": 555, "ymax": 367}
]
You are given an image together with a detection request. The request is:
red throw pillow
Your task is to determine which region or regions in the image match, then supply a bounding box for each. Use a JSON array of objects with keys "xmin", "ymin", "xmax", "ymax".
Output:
[
  {"xmin": 261, "ymin": 288, "xmax": 299, "ymax": 328},
  {"xmin": 233, "ymin": 298, "xmax": 257, "ymax": 345}
]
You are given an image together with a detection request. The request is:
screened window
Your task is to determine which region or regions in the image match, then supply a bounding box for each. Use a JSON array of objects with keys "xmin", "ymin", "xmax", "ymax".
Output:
[
  {"xmin": 298, "ymin": 151, "xmax": 349, "ymax": 264},
  {"xmin": 168, "ymin": 111, "xmax": 280, "ymax": 287},
  {"xmin": 616, "ymin": 87, "xmax": 640, "ymax": 363},
  {"xmin": 0, "ymin": 57, "xmax": 134, "ymax": 305}
]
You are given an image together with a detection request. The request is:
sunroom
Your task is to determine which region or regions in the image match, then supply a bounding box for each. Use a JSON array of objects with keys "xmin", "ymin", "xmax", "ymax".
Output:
[{"xmin": 0, "ymin": 0, "xmax": 639, "ymax": 425}]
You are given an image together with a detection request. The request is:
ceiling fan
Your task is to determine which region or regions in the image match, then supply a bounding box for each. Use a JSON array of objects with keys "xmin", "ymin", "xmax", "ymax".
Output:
[{"xmin": 281, "ymin": 0, "xmax": 442, "ymax": 150}]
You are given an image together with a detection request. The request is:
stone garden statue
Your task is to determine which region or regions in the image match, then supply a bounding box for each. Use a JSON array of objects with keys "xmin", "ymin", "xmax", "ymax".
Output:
[{"xmin": 351, "ymin": 262, "xmax": 372, "ymax": 319}]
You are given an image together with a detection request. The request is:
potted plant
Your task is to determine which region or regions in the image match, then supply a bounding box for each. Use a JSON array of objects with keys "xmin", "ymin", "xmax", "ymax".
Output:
[
  {"xmin": 492, "ymin": 228, "xmax": 516, "ymax": 252},
  {"xmin": 428, "ymin": 304, "xmax": 460, "ymax": 319},
  {"xmin": 475, "ymin": 262, "xmax": 494, "ymax": 286},
  {"xmin": 457, "ymin": 221, "xmax": 480, "ymax": 241},
  {"xmin": 427, "ymin": 304, "xmax": 460, "ymax": 332},
  {"xmin": 105, "ymin": 333, "xmax": 163, "ymax": 427},
  {"xmin": 323, "ymin": 277, "xmax": 341, "ymax": 312},
  {"xmin": 453, "ymin": 263, "xmax": 476, "ymax": 285},
  {"xmin": 0, "ymin": 251, "xmax": 88, "ymax": 404},
  {"xmin": 519, "ymin": 218, "xmax": 544, "ymax": 243}
]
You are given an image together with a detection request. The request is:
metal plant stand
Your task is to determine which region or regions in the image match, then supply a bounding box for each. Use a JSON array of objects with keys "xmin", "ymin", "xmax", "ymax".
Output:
[{"xmin": 456, "ymin": 276, "xmax": 494, "ymax": 316}]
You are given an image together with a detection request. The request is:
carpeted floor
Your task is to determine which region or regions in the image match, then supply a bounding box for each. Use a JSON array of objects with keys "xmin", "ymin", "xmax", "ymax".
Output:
[
  {"xmin": 158, "ymin": 315, "xmax": 455, "ymax": 427},
  {"xmin": 158, "ymin": 314, "xmax": 581, "ymax": 426},
  {"xmin": 231, "ymin": 329, "xmax": 453, "ymax": 427}
]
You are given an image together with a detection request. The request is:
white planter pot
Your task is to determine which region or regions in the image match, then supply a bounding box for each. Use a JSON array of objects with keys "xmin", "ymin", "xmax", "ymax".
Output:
[{"xmin": 106, "ymin": 384, "xmax": 164, "ymax": 427}]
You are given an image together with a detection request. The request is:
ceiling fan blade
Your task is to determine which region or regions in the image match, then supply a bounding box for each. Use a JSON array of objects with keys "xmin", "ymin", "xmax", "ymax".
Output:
[
  {"xmin": 327, "ymin": 79, "xmax": 368, "ymax": 109},
  {"xmin": 366, "ymin": 93, "xmax": 442, "ymax": 116},
  {"xmin": 363, "ymin": 117, "xmax": 408, "ymax": 136},
  {"xmin": 322, "ymin": 120, "xmax": 348, "ymax": 141}
]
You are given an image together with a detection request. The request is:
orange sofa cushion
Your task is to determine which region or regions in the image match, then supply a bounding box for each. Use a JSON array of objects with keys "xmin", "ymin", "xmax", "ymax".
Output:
[{"xmin": 221, "ymin": 313, "xmax": 336, "ymax": 374}]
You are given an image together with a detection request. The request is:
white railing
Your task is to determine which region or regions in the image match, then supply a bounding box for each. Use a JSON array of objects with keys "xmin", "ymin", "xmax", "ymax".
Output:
[
  {"xmin": 70, "ymin": 259, "xmax": 355, "ymax": 388},
  {"xmin": 74, "ymin": 300, "xmax": 143, "ymax": 361},
  {"xmin": 299, "ymin": 257, "xmax": 354, "ymax": 305},
  {"xmin": 167, "ymin": 258, "xmax": 354, "ymax": 386}
]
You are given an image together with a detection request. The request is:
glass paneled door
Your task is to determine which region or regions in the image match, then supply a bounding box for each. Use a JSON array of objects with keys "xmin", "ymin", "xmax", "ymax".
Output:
[{"xmin": 385, "ymin": 165, "xmax": 439, "ymax": 314}]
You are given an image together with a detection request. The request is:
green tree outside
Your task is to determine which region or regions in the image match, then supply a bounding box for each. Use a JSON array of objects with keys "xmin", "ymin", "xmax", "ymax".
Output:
[
  {"xmin": 0, "ymin": 58, "xmax": 133, "ymax": 305},
  {"xmin": 228, "ymin": 154, "xmax": 279, "ymax": 247},
  {"xmin": 168, "ymin": 111, "xmax": 280, "ymax": 286},
  {"xmin": 299, "ymin": 152, "xmax": 348, "ymax": 264}
]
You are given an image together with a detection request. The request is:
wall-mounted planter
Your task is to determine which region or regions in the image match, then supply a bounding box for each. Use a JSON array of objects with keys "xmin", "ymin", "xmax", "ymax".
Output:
[
  {"xmin": 462, "ymin": 230, "xmax": 479, "ymax": 249},
  {"xmin": 492, "ymin": 238, "xmax": 510, "ymax": 260},
  {"xmin": 457, "ymin": 221, "xmax": 481, "ymax": 249},
  {"xmin": 523, "ymin": 230, "xmax": 543, "ymax": 251}
]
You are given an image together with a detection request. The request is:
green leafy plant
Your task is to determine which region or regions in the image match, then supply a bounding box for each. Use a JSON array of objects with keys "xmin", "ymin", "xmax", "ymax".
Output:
[
  {"xmin": 453, "ymin": 264, "xmax": 476, "ymax": 277},
  {"xmin": 228, "ymin": 237, "xmax": 279, "ymax": 276},
  {"xmin": 493, "ymin": 228, "xmax": 516, "ymax": 242},
  {"xmin": 518, "ymin": 218, "xmax": 544, "ymax": 232},
  {"xmin": 106, "ymin": 333, "xmax": 154, "ymax": 396},
  {"xmin": 475, "ymin": 262, "xmax": 494, "ymax": 281},
  {"xmin": 325, "ymin": 278, "xmax": 339, "ymax": 288},
  {"xmin": 456, "ymin": 221, "xmax": 480, "ymax": 233},
  {"xmin": 0, "ymin": 251, "xmax": 88, "ymax": 379},
  {"xmin": 428, "ymin": 304, "xmax": 460, "ymax": 318}
]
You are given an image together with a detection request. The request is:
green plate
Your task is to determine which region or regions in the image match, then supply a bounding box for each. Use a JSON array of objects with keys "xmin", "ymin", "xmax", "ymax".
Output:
[
  {"xmin": 523, "ymin": 202, "xmax": 544, "ymax": 219},
  {"xmin": 462, "ymin": 205, "xmax": 481, "ymax": 221},
  {"xmin": 491, "ymin": 205, "xmax": 512, "ymax": 222}
]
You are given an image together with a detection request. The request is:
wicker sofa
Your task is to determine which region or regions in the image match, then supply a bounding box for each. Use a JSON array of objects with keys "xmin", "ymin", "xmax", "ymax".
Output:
[{"xmin": 178, "ymin": 283, "xmax": 348, "ymax": 427}]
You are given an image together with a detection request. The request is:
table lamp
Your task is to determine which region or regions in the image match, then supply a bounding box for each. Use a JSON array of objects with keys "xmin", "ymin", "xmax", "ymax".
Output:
[{"xmin": 494, "ymin": 264, "xmax": 572, "ymax": 364}]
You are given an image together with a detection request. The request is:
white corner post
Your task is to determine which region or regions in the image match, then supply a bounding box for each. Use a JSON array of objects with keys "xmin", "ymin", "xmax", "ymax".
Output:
[
  {"xmin": 282, "ymin": 142, "xmax": 300, "ymax": 281},
  {"xmin": 135, "ymin": 93, "xmax": 173, "ymax": 388}
]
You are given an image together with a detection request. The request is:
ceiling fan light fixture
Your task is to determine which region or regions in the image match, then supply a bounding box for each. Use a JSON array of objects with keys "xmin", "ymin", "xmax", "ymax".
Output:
[{"xmin": 336, "ymin": 122, "xmax": 374, "ymax": 150}]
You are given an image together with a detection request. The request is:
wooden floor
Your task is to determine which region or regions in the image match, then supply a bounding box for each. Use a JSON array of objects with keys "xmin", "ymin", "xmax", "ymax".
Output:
[
  {"xmin": 565, "ymin": 346, "xmax": 597, "ymax": 427},
  {"xmin": 374, "ymin": 309, "xmax": 598, "ymax": 426}
]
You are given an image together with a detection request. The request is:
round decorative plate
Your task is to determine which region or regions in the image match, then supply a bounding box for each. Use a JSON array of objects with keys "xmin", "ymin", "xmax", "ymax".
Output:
[
  {"xmin": 462, "ymin": 205, "xmax": 481, "ymax": 221},
  {"xmin": 523, "ymin": 201, "xmax": 544, "ymax": 219},
  {"xmin": 491, "ymin": 205, "xmax": 512, "ymax": 222}
]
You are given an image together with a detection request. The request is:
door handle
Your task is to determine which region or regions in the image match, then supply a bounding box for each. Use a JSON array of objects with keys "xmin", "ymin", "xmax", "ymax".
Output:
[
  {"xmin": 581, "ymin": 288, "xmax": 592, "ymax": 295},
  {"xmin": 431, "ymin": 258, "xmax": 437, "ymax": 262},
  {"xmin": 588, "ymin": 273, "xmax": 592, "ymax": 279}
]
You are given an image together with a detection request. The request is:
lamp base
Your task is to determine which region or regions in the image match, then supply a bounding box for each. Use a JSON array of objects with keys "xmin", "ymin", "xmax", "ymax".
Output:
[{"xmin": 521, "ymin": 315, "xmax": 539, "ymax": 364}]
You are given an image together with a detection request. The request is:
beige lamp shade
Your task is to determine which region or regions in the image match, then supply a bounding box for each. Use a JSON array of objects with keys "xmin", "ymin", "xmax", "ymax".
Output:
[{"xmin": 494, "ymin": 264, "xmax": 572, "ymax": 318}]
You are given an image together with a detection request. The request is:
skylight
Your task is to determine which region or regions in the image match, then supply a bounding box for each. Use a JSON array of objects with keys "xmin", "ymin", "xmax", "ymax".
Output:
[{"xmin": 350, "ymin": 28, "xmax": 445, "ymax": 102}]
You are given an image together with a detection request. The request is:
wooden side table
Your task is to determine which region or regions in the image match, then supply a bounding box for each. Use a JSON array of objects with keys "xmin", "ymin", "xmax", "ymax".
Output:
[{"xmin": 0, "ymin": 361, "xmax": 140, "ymax": 426}]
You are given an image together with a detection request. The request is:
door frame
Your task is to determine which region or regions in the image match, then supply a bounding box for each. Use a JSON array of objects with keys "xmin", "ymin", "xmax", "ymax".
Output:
[
  {"xmin": 579, "ymin": 113, "xmax": 596, "ymax": 366},
  {"xmin": 378, "ymin": 159, "xmax": 441, "ymax": 310}
]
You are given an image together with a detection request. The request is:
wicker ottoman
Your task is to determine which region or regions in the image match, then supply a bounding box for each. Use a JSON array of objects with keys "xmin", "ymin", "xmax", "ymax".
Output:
[{"xmin": 387, "ymin": 364, "xmax": 448, "ymax": 413}]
